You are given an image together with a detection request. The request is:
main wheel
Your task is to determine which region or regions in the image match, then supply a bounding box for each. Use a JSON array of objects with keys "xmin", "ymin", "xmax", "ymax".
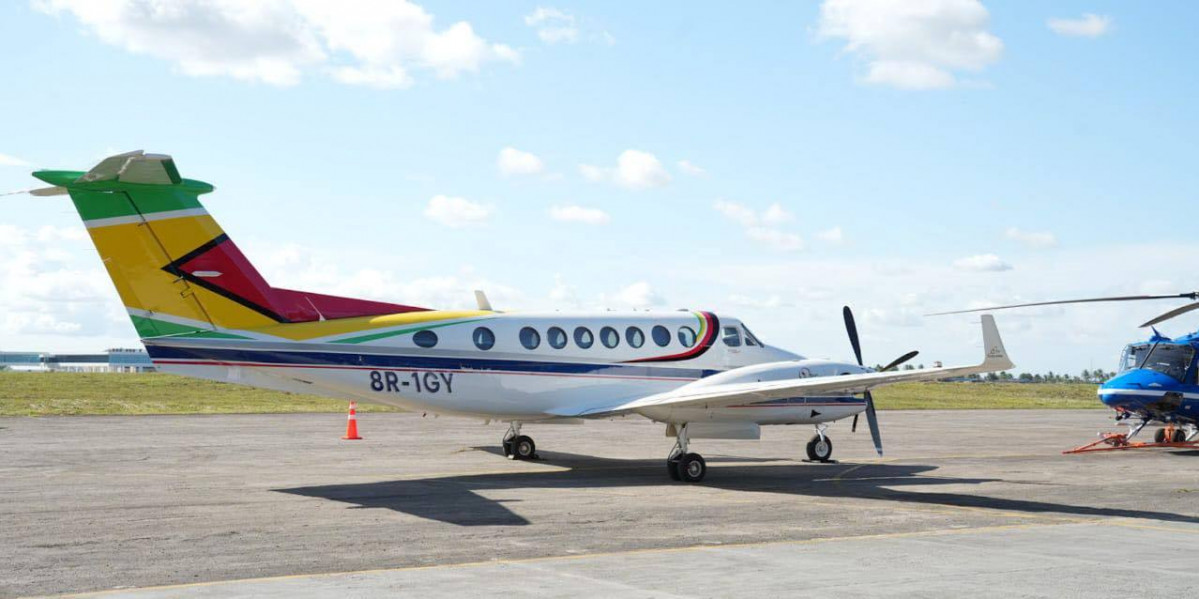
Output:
[
  {"xmin": 1172, "ymin": 428, "xmax": 1188, "ymax": 443},
  {"xmin": 512, "ymin": 435, "xmax": 536, "ymax": 460},
  {"xmin": 1155, "ymin": 428, "xmax": 1168, "ymax": 443},
  {"xmin": 667, "ymin": 455, "xmax": 682, "ymax": 481},
  {"xmin": 806, "ymin": 434, "xmax": 833, "ymax": 462},
  {"xmin": 677, "ymin": 453, "xmax": 706, "ymax": 483},
  {"xmin": 502, "ymin": 437, "xmax": 515, "ymax": 458}
]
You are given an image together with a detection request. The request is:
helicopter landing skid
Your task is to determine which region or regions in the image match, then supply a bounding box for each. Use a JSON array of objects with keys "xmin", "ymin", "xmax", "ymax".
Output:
[{"xmin": 1064, "ymin": 430, "xmax": 1199, "ymax": 454}]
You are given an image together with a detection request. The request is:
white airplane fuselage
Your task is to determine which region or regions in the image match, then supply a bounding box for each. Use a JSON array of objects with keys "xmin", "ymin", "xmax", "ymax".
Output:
[{"xmin": 147, "ymin": 310, "xmax": 870, "ymax": 426}]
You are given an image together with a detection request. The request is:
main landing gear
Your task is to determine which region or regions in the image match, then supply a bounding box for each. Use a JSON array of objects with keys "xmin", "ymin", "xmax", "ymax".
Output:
[
  {"xmin": 805, "ymin": 424, "xmax": 834, "ymax": 462},
  {"xmin": 667, "ymin": 423, "xmax": 707, "ymax": 483},
  {"xmin": 502, "ymin": 421, "xmax": 537, "ymax": 460}
]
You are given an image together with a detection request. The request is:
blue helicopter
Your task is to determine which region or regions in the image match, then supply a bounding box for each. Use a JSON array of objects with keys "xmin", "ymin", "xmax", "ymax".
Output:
[{"xmin": 935, "ymin": 292, "xmax": 1199, "ymax": 447}]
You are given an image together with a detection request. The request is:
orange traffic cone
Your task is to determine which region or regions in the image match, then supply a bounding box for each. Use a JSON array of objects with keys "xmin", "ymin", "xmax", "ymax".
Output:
[{"xmin": 342, "ymin": 401, "xmax": 363, "ymax": 440}]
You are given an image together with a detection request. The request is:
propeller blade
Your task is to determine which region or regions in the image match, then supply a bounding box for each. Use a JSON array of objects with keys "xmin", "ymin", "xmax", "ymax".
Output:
[
  {"xmin": 927, "ymin": 293, "xmax": 1199, "ymax": 316},
  {"xmin": 880, "ymin": 350, "xmax": 919, "ymax": 372},
  {"xmin": 843, "ymin": 306, "xmax": 864, "ymax": 367},
  {"xmin": 864, "ymin": 391, "xmax": 882, "ymax": 456},
  {"xmin": 1140, "ymin": 301, "xmax": 1199, "ymax": 328},
  {"xmin": 0, "ymin": 186, "xmax": 67, "ymax": 197},
  {"xmin": 851, "ymin": 413, "xmax": 859, "ymax": 432}
]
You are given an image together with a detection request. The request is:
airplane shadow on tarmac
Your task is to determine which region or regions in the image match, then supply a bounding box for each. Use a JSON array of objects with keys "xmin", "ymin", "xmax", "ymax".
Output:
[{"xmin": 277, "ymin": 449, "xmax": 1199, "ymax": 527}]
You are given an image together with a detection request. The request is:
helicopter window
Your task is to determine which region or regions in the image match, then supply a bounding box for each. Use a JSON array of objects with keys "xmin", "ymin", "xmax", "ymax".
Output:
[
  {"xmin": 743, "ymin": 326, "xmax": 762, "ymax": 347},
  {"xmin": 722, "ymin": 327, "xmax": 742, "ymax": 347},
  {"xmin": 1120, "ymin": 343, "xmax": 1152, "ymax": 372},
  {"xmin": 1139, "ymin": 343, "xmax": 1194, "ymax": 382}
]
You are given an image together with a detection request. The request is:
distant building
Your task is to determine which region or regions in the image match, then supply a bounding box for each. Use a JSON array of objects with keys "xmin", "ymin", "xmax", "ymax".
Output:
[{"xmin": 0, "ymin": 349, "xmax": 155, "ymax": 373}]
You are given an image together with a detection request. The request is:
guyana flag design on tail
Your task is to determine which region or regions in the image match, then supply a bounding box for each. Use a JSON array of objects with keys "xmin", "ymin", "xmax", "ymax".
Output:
[{"xmin": 34, "ymin": 151, "xmax": 428, "ymax": 340}]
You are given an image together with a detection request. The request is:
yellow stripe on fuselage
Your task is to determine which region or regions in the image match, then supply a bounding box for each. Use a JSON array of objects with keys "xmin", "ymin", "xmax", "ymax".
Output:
[{"xmin": 249, "ymin": 310, "xmax": 492, "ymax": 341}]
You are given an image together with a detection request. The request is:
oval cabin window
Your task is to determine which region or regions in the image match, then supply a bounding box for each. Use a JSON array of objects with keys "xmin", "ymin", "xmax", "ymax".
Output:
[
  {"xmin": 651, "ymin": 325, "xmax": 671, "ymax": 347},
  {"xmin": 519, "ymin": 327, "xmax": 541, "ymax": 350},
  {"xmin": 626, "ymin": 327, "xmax": 645, "ymax": 348},
  {"xmin": 413, "ymin": 330, "xmax": 438, "ymax": 348},
  {"xmin": 574, "ymin": 327, "xmax": 594, "ymax": 349},
  {"xmin": 547, "ymin": 326, "xmax": 567, "ymax": 349},
  {"xmin": 473, "ymin": 327, "xmax": 495, "ymax": 350},
  {"xmin": 600, "ymin": 326, "xmax": 620, "ymax": 348},
  {"xmin": 678, "ymin": 326, "xmax": 697, "ymax": 348}
]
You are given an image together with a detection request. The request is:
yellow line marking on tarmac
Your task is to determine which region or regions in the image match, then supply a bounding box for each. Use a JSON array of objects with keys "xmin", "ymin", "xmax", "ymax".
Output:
[{"xmin": 49, "ymin": 521, "xmax": 1068, "ymax": 598}]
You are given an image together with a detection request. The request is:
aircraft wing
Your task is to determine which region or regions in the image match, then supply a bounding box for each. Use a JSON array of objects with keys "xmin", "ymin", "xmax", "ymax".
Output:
[{"xmin": 552, "ymin": 315, "xmax": 1012, "ymax": 418}]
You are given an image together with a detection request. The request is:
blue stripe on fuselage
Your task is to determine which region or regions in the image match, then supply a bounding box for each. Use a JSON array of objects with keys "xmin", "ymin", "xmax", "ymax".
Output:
[{"xmin": 145, "ymin": 344, "xmax": 722, "ymax": 379}]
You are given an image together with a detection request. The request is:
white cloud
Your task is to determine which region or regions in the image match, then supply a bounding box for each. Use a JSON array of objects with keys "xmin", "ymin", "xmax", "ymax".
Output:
[
  {"xmin": 677, "ymin": 160, "xmax": 707, "ymax": 177},
  {"xmin": 524, "ymin": 7, "xmax": 577, "ymax": 44},
  {"xmin": 952, "ymin": 253, "xmax": 1012, "ymax": 272},
  {"xmin": 816, "ymin": 0, "xmax": 1003, "ymax": 90},
  {"xmin": 549, "ymin": 274, "xmax": 579, "ymax": 305},
  {"xmin": 713, "ymin": 200, "xmax": 804, "ymax": 251},
  {"xmin": 1005, "ymin": 227, "xmax": 1057, "ymax": 249},
  {"xmin": 423, "ymin": 195, "xmax": 494, "ymax": 228},
  {"xmin": 727, "ymin": 294, "xmax": 785, "ymax": 309},
  {"xmin": 817, "ymin": 226, "xmax": 845, "ymax": 244},
  {"xmin": 34, "ymin": 0, "xmax": 519, "ymax": 88},
  {"xmin": 549, "ymin": 205, "xmax": 610, "ymax": 225},
  {"xmin": 1048, "ymin": 14, "xmax": 1112, "ymax": 38},
  {"xmin": 0, "ymin": 153, "xmax": 31, "ymax": 167},
  {"xmin": 497, "ymin": 147, "xmax": 545, "ymax": 177},
  {"xmin": 747, "ymin": 227, "xmax": 804, "ymax": 252},
  {"xmin": 579, "ymin": 150, "xmax": 671, "ymax": 189},
  {"xmin": 610, "ymin": 281, "xmax": 663, "ymax": 309}
]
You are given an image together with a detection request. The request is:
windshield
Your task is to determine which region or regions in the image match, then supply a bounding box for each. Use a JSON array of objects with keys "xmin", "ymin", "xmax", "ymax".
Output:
[
  {"xmin": 1120, "ymin": 343, "xmax": 1152, "ymax": 372},
  {"xmin": 1136, "ymin": 343, "xmax": 1194, "ymax": 382}
]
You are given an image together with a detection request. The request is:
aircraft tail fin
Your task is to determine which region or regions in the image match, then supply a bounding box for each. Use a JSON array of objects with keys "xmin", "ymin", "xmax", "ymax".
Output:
[{"xmin": 34, "ymin": 151, "xmax": 426, "ymax": 339}]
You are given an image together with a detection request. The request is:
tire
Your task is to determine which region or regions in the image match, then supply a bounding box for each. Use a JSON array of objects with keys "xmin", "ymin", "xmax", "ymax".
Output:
[
  {"xmin": 513, "ymin": 435, "xmax": 536, "ymax": 460},
  {"xmin": 806, "ymin": 434, "xmax": 833, "ymax": 462},
  {"xmin": 1172, "ymin": 429, "xmax": 1188, "ymax": 443},
  {"xmin": 1154, "ymin": 428, "xmax": 1167, "ymax": 443},
  {"xmin": 678, "ymin": 453, "xmax": 706, "ymax": 483},
  {"xmin": 667, "ymin": 457, "xmax": 681, "ymax": 481},
  {"xmin": 502, "ymin": 438, "xmax": 515, "ymax": 458}
]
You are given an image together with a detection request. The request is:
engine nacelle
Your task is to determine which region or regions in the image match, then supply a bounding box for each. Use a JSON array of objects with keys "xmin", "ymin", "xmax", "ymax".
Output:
[{"xmin": 686, "ymin": 358, "xmax": 871, "ymax": 389}]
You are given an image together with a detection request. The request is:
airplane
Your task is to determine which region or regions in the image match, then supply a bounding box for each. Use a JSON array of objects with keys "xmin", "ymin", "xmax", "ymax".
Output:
[
  {"xmin": 934, "ymin": 294, "xmax": 1199, "ymax": 448},
  {"xmin": 22, "ymin": 151, "xmax": 1015, "ymax": 482}
]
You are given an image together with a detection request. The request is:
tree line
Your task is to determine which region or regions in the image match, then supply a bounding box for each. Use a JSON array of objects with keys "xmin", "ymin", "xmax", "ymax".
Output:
[{"xmin": 881, "ymin": 363, "xmax": 1116, "ymax": 384}]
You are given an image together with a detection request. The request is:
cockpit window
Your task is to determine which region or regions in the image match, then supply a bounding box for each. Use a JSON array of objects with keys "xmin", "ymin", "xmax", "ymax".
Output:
[
  {"xmin": 742, "ymin": 326, "xmax": 762, "ymax": 347},
  {"xmin": 1119, "ymin": 343, "xmax": 1151, "ymax": 372},
  {"xmin": 722, "ymin": 326, "xmax": 742, "ymax": 347},
  {"xmin": 1136, "ymin": 343, "xmax": 1194, "ymax": 382}
]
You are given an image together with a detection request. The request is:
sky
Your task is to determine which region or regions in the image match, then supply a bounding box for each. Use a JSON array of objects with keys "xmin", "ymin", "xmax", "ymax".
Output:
[{"xmin": 2, "ymin": 0, "xmax": 1199, "ymax": 375}]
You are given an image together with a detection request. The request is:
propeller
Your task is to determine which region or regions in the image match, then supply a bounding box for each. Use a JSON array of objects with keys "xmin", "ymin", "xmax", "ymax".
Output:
[
  {"xmin": 843, "ymin": 306, "xmax": 917, "ymax": 457},
  {"xmin": 927, "ymin": 292, "xmax": 1199, "ymax": 328}
]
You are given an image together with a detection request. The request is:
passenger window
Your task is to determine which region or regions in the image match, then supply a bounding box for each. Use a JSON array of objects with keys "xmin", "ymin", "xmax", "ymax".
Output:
[
  {"xmin": 413, "ymin": 330, "xmax": 438, "ymax": 348},
  {"xmin": 651, "ymin": 325, "xmax": 671, "ymax": 347},
  {"xmin": 519, "ymin": 327, "xmax": 541, "ymax": 350},
  {"xmin": 574, "ymin": 327, "xmax": 594, "ymax": 349},
  {"xmin": 678, "ymin": 326, "xmax": 697, "ymax": 348},
  {"xmin": 472, "ymin": 327, "xmax": 495, "ymax": 350},
  {"xmin": 600, "ymin": 326, "xmax": 619, "ymax": 348},
  {"xmin": 626, "ymin": 327, "xmax": 645, "ymax": 348},
  {"xmin": 547, "ymin": 326, "xmax": 567, "ymax": 349},
  {"xmin": 722, "ymin": 326, "xmax": 742, "ymax": 347}
]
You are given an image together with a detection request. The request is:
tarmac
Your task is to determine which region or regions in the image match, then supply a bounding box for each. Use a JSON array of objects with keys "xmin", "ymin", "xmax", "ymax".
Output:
[{"xmin": 2, "ymin": 410, "xmax": 1198, "ymax": 598}]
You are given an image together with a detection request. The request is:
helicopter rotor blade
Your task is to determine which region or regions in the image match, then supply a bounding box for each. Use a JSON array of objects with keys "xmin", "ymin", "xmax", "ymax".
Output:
[
  {"xmin": 880, "ymin": 350, "xmax": 919, "ymax": 372},
  {"xmin": 927, "ymin": 292, "xmax": 1199, "ymax": 317},
  {"xmin": 843, "ymin": 306, "xmax": 864, "ymax": 367},
  {"xmin": 1140, "ymin": 301, "xmax": 1199, "ymax": 328}
]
